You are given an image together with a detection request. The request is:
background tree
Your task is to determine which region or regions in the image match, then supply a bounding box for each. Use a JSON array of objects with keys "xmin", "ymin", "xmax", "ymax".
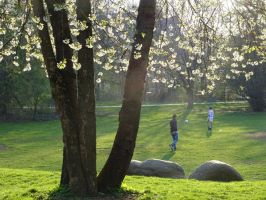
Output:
[
  {"xmin": 223, "ymin": 0, "xmax": 266, "ymax": 111},
  {"xmin": 0, "ymin": 59, "xmax": 51, "ymax": 120},
  {"xmin": 147, "ymin": 0, "xmax": 225, "ymax": 108},
  {"xmin": 0, "ymin": 62, "xmax": 16, "ymax": 119}
]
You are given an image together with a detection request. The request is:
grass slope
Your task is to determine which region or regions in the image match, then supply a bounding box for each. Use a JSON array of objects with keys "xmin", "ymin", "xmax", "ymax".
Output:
[
  {"xmin": 1, "ymin": 168, "xmax": 266, "ymax": 200},
  {"xmin": 1, "ymin": 103, "xmax": 266, "ymax": 199}
]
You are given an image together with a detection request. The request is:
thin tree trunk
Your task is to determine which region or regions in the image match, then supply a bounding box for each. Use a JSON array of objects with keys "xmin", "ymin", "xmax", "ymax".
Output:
[
  {"xmin": 186, "ymin": 87, "xmax": 194, "ymax": 110},
  {"xmin": 97, "ymin": 0, "xmax": 156, "ymax": 192},
  {"xmin": 33, "ymin": 0, "xmax": 97, "ymax": 195},
  {"xmin": 32, "ymin": 97, "xmax": 39, "ymax": 120}
]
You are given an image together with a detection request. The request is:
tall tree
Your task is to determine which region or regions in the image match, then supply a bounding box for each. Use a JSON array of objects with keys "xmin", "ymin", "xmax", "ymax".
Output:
[
  {"xmin": 97, "ymin": 0, "xmax": 156, "ymax": 191},
  {"xmin": 31, "ymin": 0, "xmax": 156, "ymax": 195},
  {"xmin": 32, "ymin": 0, "xmax": 97, "ymax": 195},
  {"xmin": 147, "ymin": 0, "xmax": 223, "ymax": 108},
  {"xmin": 224, "ymin": 0, "xmax": 266, "ymax": 111}
]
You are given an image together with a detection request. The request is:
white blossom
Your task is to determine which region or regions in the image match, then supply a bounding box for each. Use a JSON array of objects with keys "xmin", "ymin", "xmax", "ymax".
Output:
[
  {"xmin": 69, "ymin": 42, "xmax": 82, "ymax": 51},
  {"xmin": 57, "ymin": 59, "xmax": 67, "ymax": 69}
]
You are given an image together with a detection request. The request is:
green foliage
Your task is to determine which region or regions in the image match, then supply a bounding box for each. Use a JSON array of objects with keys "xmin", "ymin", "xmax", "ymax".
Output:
[
  {"xmin": 1, "ymin": 103, "xmax": 266, "ymax": 199},
  {"xmin": 225, "ymin": 0, "xmax": 266, "ymax": 111},
  {"xmin": 0, "ymin": 61, "xmax": 51, "ymax": 120}
]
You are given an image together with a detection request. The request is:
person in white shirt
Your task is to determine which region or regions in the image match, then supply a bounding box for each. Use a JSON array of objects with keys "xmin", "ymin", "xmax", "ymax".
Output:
[{"xmin": 207, "ymin": 107, "xmax": 214, "ymax": 131}]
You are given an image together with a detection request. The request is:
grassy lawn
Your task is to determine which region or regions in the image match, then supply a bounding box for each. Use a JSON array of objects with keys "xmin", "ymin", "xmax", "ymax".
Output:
[
  {"xmin": 1, "ymin": 102, "xmax": 266, "ymax": 199},
  {"xmin": 1, "ymin": 168, "xmax": 266, "ymax": 200}
]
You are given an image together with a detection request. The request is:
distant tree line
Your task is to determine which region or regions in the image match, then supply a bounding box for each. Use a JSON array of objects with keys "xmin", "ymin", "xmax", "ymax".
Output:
[{"xmin": 0, "ymin": 60, "xmax": 53, "ymax": 120}]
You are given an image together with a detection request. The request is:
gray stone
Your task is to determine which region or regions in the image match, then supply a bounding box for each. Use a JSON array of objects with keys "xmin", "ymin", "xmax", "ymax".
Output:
[
  {"xmin": 127, "ymin": 159, "xmax": 185, "ymax": 179},
  {"xmin": 189, "ymin": 160, "xmax": 243, "ymax": 182}
]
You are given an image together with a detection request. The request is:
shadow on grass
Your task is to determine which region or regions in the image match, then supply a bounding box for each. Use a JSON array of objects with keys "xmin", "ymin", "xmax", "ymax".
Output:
[
  {"xmin": 47, "ymin": 186, "xmax": 139, "ymax": 200},
  {"xmin": 206, "ymin": 130, "xmax": 212, "ymax": 138},
  {"xmin": 161, "ymin": 151, "xmax": 175, "ymax": 160},
  {"xmin": 159, "ymin": 108, "xmax": 192, "ymax": 161},
  {"xmin": 177, "ymin": 107, "xmax": 192, "ymax": 125},
  {"xmin": 138, "ymin": 107, "xmax": 192, "ymax": 143}
]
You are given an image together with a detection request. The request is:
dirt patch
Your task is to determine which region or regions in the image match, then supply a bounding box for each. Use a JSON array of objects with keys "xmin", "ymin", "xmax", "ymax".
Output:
[
  {"xmin": 0, "ymin": 144, "xmax": 7, "ymax": 151},
  {"xmin": 246, "ymin": 132, "xmax": 266, "ymax": 140}
]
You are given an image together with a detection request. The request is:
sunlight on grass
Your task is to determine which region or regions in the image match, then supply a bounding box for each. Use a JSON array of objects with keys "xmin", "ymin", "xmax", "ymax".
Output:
[
  {"xmin": 1, "ymin": 103, "xmax": 266, "ymax": 199},
  {"xmin": 1, "ymin": 103, "xmax": 266, "ymax": 178},
  {"xmin": 1, "ymin": 168, "xmax": 266, "ymax": 200}
]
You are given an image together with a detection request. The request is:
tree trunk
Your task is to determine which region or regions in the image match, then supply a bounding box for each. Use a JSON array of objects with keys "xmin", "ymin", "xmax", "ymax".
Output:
[
  {"xmin": 97, "ymin": 0, "xmax": 156, "ymax": 192},
  {"xmin": 0, "ymin": 103, "xmax": 7, "ymax": 120},
  {"xmin": 76, "ymin": 0, "xmax": 97, "ymax": 194},
  {"xmin": 33, "ymin": 0, "xmax": 97, "ymax": 195},
  {"xmin": 186, "ymin": 87, "xmax": 194, "ymax": 110},
  {"xmin": 32, "ymin": 97, "xmax": 39, "ymax": 120},
  {"xmin": 245, "ymin": 65, "xmax": 266, "ymax": 112}
]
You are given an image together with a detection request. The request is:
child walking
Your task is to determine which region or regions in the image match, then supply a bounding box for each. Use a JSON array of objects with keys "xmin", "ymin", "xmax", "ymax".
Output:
[
  {"xmin": 207, "ymin": 107, "xmax": 214, "ymax": 132},
  {"xmin": 169, "ymin": 114, "xmax": 178, "ymax": 151}
]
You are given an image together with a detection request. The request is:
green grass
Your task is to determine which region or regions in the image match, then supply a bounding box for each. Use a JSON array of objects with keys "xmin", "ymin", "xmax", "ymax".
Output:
[
  {"xmin": 1, "ymin": 102, "xmax": 266, "ymax": 199},
  {"xmin": 1, "ymin": 168, "xmax": 266, "ymax": 200}
]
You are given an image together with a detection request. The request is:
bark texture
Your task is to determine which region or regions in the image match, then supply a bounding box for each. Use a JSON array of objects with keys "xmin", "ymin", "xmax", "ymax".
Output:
[
  {"xmin": 32, "ymin": 0, "xmax": 96, "ymax": 195},
  {"xmin": 97, "ymin": 0, "xmax": 156, "ymax": 192}
]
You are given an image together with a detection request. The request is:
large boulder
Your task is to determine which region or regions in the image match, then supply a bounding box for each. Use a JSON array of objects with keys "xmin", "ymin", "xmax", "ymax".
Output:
[
  {"xmin": 127, "ymin": 159, "xmax": 185, "ymax": 179},
  {"xmin": 189, "ymin": 160, "xmax": 243, "ymax": 182}
]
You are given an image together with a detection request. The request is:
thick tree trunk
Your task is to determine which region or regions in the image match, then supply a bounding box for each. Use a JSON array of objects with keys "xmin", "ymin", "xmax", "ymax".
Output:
[
  {"xmin": 33, "ymin": 0, "xmax": 96, "ymax": 195},
  {"xmin": 60, "ymin": 147, "xmax": 69, "ymax": 185},
  {"xmin": 76, "ymin": 0, "xmax": 97, "ymax": 194},
  {"xmin": 97, "ymin": 0, "xmax": 156, "ymax": 192}
]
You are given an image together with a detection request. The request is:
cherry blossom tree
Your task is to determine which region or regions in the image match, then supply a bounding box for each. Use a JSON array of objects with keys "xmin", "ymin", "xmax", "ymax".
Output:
[
  {"xmin": 143, "ymin": 0, "xmax": 227, "ymax": 108},
  {"xmin": 223, "ymin": 0, "xmax": 266, "ymax": 111},
  {"xmin": 1, "ymin": 0, "xmax": 156, "ymax": 195}
]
